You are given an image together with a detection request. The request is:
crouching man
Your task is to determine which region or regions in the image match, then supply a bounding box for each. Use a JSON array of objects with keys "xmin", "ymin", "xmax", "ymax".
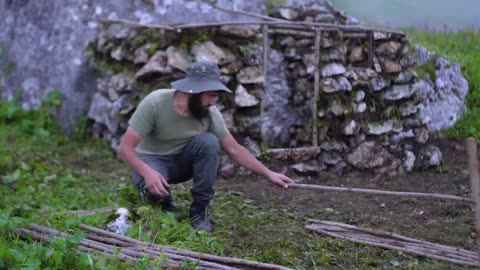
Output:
[{"xmin": 118, "ymin": 61, "xmax": 293, "ymax": 232}]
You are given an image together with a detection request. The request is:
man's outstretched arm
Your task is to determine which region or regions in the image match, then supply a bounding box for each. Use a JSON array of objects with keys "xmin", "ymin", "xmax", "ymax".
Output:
[
  {"xmin": 117, "ymin": 127, "xmax": 170, "ymax": 196},
  {"xmin": 221, "ymin": 134, "xmax": 294, "ymax": 188}
]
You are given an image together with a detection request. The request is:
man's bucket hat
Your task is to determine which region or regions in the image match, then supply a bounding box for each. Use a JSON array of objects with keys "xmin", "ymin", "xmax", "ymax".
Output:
[{"xmin": 171, "ymin": 61, "xmax": 232, "ymax": 94}]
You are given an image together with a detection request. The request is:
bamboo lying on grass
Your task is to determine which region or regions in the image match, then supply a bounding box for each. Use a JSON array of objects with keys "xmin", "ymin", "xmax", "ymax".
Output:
[
  {"xmin": 14, "ymin": 223, "xmax": 293, "ymax": 270},
  {"xmin": 289, "ymin": 183, "xmax": 471, "ymax": 202},
  {"xmin": 305, "ymin": 219, "xmax": 479, "ymax": 267}
]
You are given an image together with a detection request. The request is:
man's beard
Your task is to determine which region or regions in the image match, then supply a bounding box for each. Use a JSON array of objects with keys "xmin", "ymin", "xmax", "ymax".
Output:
[{"xmin": 188, "ymin": 93, "xmax": 210, "ymax": 120}]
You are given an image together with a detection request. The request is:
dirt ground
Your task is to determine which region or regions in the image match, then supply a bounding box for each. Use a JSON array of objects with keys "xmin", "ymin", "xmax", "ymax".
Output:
[{"xmin": 216, "ymin": 137, "xmax": 478, "ymax": 256}]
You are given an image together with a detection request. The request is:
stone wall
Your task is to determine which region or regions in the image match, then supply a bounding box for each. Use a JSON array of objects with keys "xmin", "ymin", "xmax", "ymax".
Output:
[{"xmin": 86, "ymin": 5, "xmax": 468, "ymax": 178}]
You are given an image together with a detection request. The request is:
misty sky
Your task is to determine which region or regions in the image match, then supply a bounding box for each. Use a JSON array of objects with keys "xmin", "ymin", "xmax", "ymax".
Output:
[{"xmin": 330, "ymin": 0, "xmax": 480, "ymax": 30}]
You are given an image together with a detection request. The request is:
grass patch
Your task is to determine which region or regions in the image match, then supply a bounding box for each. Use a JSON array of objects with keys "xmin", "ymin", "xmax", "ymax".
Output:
[
  {"xmin": 1, "ymin": 97, "xmax": 472, "ymax": 269},
  {"xmin": 405, "ymin": 29, "xmax": 480, "ymax": 141}
]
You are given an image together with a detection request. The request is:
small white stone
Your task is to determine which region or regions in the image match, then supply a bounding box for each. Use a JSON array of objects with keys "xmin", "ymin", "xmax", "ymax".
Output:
[{"xmin": 95, "ymin": 6, "xmax": 103, "ymax": 15}]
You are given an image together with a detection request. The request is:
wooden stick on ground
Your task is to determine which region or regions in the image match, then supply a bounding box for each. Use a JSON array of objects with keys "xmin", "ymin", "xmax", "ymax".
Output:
[
  {"xmin": 79, "ymin": 224, "xmax": 293, "ymax": 270},
  {"xmin": 305, "ymin": 220, "xmax": 479, "ymax": 267},
  {"xmin": 466, "ymin": 137, "xmax": 480, "ymax": 262},
  {"xmin": 289, "ymin": 183, "xmax": 472, "ymax": 202},
  {"xmin": 39, "ymin": 207, "xmax": 114, "ymax": 216},
  {"xmin": 306, "ymin": 225, "xmax": 478, "ymax": 266}
]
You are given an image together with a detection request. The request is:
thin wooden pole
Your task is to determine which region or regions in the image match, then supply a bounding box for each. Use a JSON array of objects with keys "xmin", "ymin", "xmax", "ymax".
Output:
[
  {"xmin": 209, "ymin": 3, "xmax": 289, "ymax": 23},
  {"xmin": 367, "ymin": 30, "xmax": 374, "ymax": 69},
  {"xmin": 466, "ymin": 137, "xmax": 480, "ymax": 263},
  {"xmin": 312, "ymin": 28, "xmax": 321, "ymax": 146},
  {"xmin": 100, "ymin": 18, "xmax": 174, "ymax": 30},
  {"xmin": 267, "ymin": 28, "xmax": 314, "ymax": 37},
  {"xmin": 262, "ymin": 24, "xmax": 269, "ymax": 139},
  {"xmin": 102, "ymin": 18, "xmax": 406, "ymax": 36},
  {"xmin": 289, "ymin": 183, "xmax": 472, "ymax": 202}
]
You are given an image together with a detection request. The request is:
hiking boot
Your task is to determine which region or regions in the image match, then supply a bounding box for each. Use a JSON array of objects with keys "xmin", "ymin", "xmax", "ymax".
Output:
[
  {"xmin": 190, "ymin": 201, "xmax": 213, "ymax": 233},
  {"xmin": 147, "ymin": 193, "xmax": 179, "ymax": 212}
]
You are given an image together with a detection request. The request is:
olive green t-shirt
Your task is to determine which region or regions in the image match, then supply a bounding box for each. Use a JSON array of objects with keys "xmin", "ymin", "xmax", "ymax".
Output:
[{"xmin": 128, "ymin": 89, "xmax": 230, "ymax": 155}]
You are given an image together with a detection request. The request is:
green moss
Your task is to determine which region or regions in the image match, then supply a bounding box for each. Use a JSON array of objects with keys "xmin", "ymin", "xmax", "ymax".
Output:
[
  {"xmin": 382, "ymin": 106, "xmax": 401, "ymax": 120},
  {"xmin": 130, "ymin": 35, "xmax": 147, "ymax": 50},
  {"xmin": 148, "ymin": 42, "xmax": 159, "ymax": 55},
  {"xmin": 0, "ymin": 43, "xmax": 15, "ymax": 84},
  {"xmin": 97, "ymin": 59, "xmax": 124, "ymax": 73},
  {"xmin": 174, "ymin": 28, "xmax": 215, "ymax": 50},
  {"xmin": 412, "ymin": 55, "xmax": 437, "ymax": 81},
  {"xmin": 266, "ymin": 0, "xmax": 287, "ymax": 14}
]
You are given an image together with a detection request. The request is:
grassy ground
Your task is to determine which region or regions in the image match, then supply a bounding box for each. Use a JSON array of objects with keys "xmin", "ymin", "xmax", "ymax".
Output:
[
  {"xmin": 0, "ymin": 113, "xmax": 474, "ymax": 269},
  {"xmin": 1, "ymin": 30, "xmax": 479, "ymax": 269}
]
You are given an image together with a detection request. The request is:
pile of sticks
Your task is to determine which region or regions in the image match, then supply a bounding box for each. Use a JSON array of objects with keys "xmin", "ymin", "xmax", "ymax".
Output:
[
  {"xmin": 305, "ymin": 219, "xmax": 479, "ymax": 267},
  {"xmin": 14, "ymin": 223, "xmax": 292, "ymax": 270}
]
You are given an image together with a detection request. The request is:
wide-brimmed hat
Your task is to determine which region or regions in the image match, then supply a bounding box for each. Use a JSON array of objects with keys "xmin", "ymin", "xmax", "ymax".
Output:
[{"xmin": 171, "ymin": 61, "xmax": 232, "ymax": 94}]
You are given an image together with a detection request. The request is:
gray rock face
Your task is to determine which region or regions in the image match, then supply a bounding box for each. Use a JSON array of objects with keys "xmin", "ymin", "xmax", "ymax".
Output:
[
  {"xmin": 343, "ymin": 120, "xmax": 360, "ymax": 135},
  {"xmin": 135, "ymin": 51, "xmax": 172, "ymax": 79},
  {"xmin": 267, "ymin": 146, "xmax": 321, "ymax": 162},
  {"xmin": 403, "ymin": 151, "xmax": 416, "ymax": 172},
  {"xmin": 417, "ymin": 145, "xmax": 443, "ymax": 169},
  {"xmin": 262, "ymin": 49, "xmax": 308, "ymax": 145},
  {"xmin": 166, "ymin": 46, "xmax": 190, "ymax": 72},
  {"xmin": 321, "ymin": 63, "xmax": 346, "ymax": 77},
  {"xmin": 291, "ymin": 161, "xmax": 320, "ymax": 175},
  {"xmin": 237, "ymin": 66, "xmax": 264, "ymax": 84},
  {"xmin": 320, "ymin": 76, "xmax": 352, "ymax": 93},
  {"xmin": 191, "ymin": 41, "xmax": 226, "ymax": 64},
  {"xmin": 347, "ymin": 141, "xmax": 393, "ymax": 169},
  {"xmin": 367, "ymin": 120, "xmax": 402, "ymax": 135},
  {"xmin": 414, "ymin": 56, "xmax": 468, "ymax": 131},
  {"xmin": 234, "ymin": 84, "xmax": 259, "ymax": 108},
  {"xmin": 0, "ymin": 0, "xmax": 267, "ymax": 130},
  {"xmin": 370, "ymin": 76, "xmax": 389, "ymax": 91},
  {"xmin": 383, "ymin": 84, "xmax": 416, "ymax": 101},
  {"xmin": 88, "ymin": 93, "xmax": 116, "ymax": 134},
  {"xmin": 320, "ymin": 140, "xmax": 348, "ymax": 152},
  {"xmin": 243, "ymin": 137, "xmax": 261, "ymax": 157}
]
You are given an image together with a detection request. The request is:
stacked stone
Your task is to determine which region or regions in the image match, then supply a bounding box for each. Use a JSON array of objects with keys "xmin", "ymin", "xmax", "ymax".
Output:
[{"xmin": 86, "ymin": 3, "xmax": 467, "ymax": 177}]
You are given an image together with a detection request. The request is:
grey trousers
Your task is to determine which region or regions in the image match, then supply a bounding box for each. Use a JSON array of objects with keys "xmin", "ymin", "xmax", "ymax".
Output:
[{"xmin": 131, "ymin": 133, "xmax": 220, "ymax": 203}]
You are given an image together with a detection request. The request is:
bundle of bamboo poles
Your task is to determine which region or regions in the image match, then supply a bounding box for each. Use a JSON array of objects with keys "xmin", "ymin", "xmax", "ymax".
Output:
[
  {"xmin": 305, "ymin": 219, "xmax": 479, "ymax": 267},
  {"xmin": 14, "ymin": 223, "xmax": 292, "ymax": 270}
]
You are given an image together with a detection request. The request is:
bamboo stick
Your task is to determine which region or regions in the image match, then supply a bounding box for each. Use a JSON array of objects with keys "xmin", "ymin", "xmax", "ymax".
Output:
[
  {"xmin": 306, "ymin": 221, "xmax": 478, "ymax": 261},
  {"xmin": 367, "ymin": 30, "xmax": 374, "ymax": 69},
  {"xmin": 209, "ymin": 3, "xmax": 289, "ymax": 23},
  {"xmin": 102, "ymin": 17, "xmax": 405, "ymax": 35},
  {"xmin": 172, "ymin": 20, "xmax": 405, "ymax": 35},
  {"xmin": 127, "ymin": 246, "xmax": 240, "ymax": 270},
  {"xmin": 312, "ymin": 27, "xmax": 321, "ymax": 147},
  {"xmin": 311, "ymin": 224, "xmax": 478, "ymax": 262},
  {"xmin": 343, "ymin": 33, "xmax": 368, "ymax": 39},
  {"xmin": 17, "ymin": 227, "xmax": 205, "ymax": 269},
  {"xmin": 261, "ymin": 24, "xmax": 268, "ymax": 133},
  {"xmin": 290, "ymin": 183, "xmax": 472, "ymax": 202},
  {"xmin": 267, "ymin": 28, "xmax": 314, "ymax": 37},
  {"xmin": 308, "ymin": 220, "xmax": 476, "ymax": 255},
  {"xmin": 79, "ymin": 224, "xmax": 293, "ymax": 270},
  {"xmin": 85, "ymin": 233, "xmax": 137, "ymax": 247},
  {"xmin": 77, "ymin": 245, "xmax": 138, "ymax": 262},
  {"xmin": 305, "ymin": 225, "xmax": 478, "ymax": 266},
  {"xmin": 466, "ymin": 137, "xmax": 480, "ymax": 264},
  {"xmin": 100, "ymin": 18, "xmax": 174, "ymax": 30}
]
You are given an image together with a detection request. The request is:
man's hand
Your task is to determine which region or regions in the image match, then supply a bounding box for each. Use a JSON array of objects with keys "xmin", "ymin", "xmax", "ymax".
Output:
[
  {"xmin": 266, "ymin": 171, "xmax": 295, "ymax": 188},
  {"xmin": 143, "ymin": 169, "xmax": 170, "ymax": 196}
]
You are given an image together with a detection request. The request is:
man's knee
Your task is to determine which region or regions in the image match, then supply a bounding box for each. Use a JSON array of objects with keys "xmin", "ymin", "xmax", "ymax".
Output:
[{"xmin": 192, "ymin": 133, "xmax": 220, "ymax": 153}]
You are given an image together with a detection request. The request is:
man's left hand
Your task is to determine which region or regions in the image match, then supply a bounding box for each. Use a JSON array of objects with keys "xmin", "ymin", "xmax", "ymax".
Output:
[{"xmin": 266, "ymin": 171, "xmax": 295, "ymax": 188}]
